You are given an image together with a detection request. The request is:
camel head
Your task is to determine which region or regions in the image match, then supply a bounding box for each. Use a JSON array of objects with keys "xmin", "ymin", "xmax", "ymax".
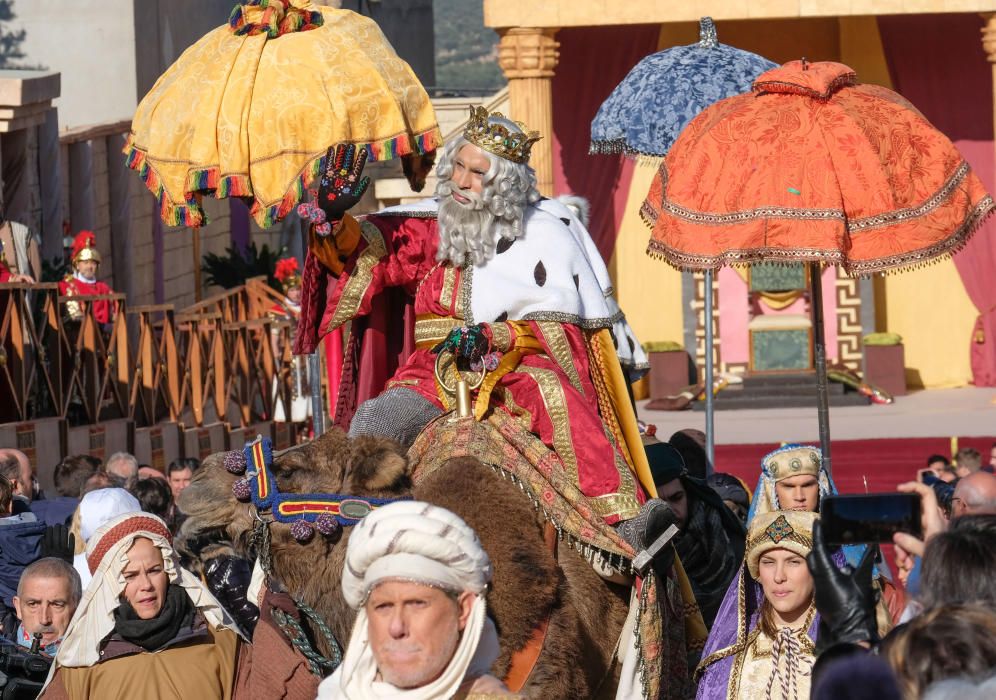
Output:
[{"xmin": 176, "ymin": 428, "xmax": 412, "ymax": 646}]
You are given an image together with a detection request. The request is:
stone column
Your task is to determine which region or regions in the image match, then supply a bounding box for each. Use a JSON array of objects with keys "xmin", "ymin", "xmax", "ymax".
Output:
[
  {"xmin": 983, "ymin": 15, "xmax": 996, "ymax": 155},
  {"xmin": 497, "ymin": 27, "xmax": 560, "ymax": 196}
]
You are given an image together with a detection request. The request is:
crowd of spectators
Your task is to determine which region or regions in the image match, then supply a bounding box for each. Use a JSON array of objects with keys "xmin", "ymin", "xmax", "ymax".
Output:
[{"xmin": 0, "ymin": 437, "xmax": 990, "ymax": 698}]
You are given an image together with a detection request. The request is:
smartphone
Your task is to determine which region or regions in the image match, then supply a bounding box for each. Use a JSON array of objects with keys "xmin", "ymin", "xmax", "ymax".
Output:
[{"xmin": 821, "ymin": 493, "xmax": 922, "ymax": 546}]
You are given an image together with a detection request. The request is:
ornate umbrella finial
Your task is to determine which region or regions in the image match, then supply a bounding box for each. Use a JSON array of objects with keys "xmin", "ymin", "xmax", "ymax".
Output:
[{"xmin": 698, "ymin": 17, "xmax": 718, "ymax": 48}]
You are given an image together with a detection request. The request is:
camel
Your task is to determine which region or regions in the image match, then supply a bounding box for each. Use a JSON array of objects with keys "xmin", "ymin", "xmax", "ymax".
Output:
[{"xmin": 177, "ymin": 428, "xmax": 634, "ymax": 699}]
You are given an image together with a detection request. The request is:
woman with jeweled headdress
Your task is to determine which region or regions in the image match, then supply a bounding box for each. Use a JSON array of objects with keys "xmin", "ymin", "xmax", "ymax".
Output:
[{"xmin": 696, "ymin": 510, "xmax": 820, "ymax": 699}]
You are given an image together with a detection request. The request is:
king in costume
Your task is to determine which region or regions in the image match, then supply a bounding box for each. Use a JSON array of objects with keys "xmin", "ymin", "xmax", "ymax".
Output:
[{"xmin": 296, "ymin": 108, "xmax": 651, "ymax": 523}]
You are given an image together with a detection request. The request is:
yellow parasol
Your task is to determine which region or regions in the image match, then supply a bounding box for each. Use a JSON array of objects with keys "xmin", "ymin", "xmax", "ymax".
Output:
[{"xmin": 125, "ymin": 0, "xmax": 440, "ymax": 229}]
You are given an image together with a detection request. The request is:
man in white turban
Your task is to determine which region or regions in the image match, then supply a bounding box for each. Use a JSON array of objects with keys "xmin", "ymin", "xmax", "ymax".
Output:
[{"xmin": 317, "ymin": 501, "xmax": 512, "ymax": 699}]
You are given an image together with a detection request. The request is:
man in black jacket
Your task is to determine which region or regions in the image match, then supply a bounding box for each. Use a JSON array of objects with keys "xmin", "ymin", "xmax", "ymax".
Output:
[{"xmin": 645, "ymin": 440, "xmax": 746, "ymax": 628}]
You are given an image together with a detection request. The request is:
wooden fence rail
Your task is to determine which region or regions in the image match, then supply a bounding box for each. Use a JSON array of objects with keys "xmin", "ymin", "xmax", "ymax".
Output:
[{"xmin": 0, "ymin": 278, "xmax": 315, "ymax": 471}]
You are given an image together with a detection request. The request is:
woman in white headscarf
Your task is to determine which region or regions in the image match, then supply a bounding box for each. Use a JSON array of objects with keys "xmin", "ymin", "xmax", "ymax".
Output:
[{"xmin": 40, "ymin": 512, "xmax": 245, "ymax": 700}]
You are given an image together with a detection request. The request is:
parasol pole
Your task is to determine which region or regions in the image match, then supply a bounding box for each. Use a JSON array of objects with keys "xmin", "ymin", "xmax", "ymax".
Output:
[
  {"xmin": 704, "ymin": 268, "xmax": 715, "ymax": 474},
  {"xmin": 192, "ymin": 194, "xmax": 203, "ymax": 302},
  {"xmin": 192, "ymin": 228, "xmax": 202, "ymax": 302},
  {"xmin": 309, "ymin": 352, "xmax": 324, "ymax": 438},
  {"xmin": 808, "ymin": 262, "xmax": 832, "ymax": 475}
]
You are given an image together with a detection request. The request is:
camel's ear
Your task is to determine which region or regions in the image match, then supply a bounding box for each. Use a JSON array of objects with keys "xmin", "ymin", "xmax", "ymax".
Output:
[{"xmin": 346, "ymin": 435, "xmax": 411, "ymax": 492}]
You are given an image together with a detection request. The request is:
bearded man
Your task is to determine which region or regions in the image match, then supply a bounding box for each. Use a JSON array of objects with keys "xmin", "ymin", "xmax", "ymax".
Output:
[
  {"xmin": 295, "ymin": 107, "xmax": 651, "ymax": 524},
  {"xmin": 317, "ymin": 501, "xmax": 510, "ymax": 699}
]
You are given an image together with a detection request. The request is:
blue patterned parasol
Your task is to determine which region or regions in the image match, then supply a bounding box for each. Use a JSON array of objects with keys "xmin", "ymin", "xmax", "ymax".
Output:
[{"xmin": 589, "ymin": 17, "xmax": 777, "ymax": 158}]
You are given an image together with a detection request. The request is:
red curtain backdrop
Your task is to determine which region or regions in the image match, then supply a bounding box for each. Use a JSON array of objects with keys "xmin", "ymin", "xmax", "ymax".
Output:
[
  {"xmin": 878, "ymin": 14, "xmax": 996, "ymax": 385},
  {"xmin": 551, "ymin": 25, "xmax": 661, "ymax": 261}
]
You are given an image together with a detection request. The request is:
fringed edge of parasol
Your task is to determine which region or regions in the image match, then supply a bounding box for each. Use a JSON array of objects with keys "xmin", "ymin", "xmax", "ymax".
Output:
[
  {"xmin": 845, "ymin": 195, "xmax": 995, "ymax": 277},
  {"xmin": 249, "ymin": 125, "xmax": 443, "ymax": 228},
  {"xmin": 642, "ymin": 195, "xmax": 996, "ymax": 276},
  {"xmin": 124, "ymin": 126, "xmax": 443, "ymax": 229},
  {"xmin": 589, "ymin": 138, "xmax": 667, "ymax": 164},
  {"xmin": 644, "ymin": 238, "xmax": 847, "ymax": 272},
  {"xmin": 229, "ymin": 1, "xmax": 324, "ymax": 38},
  {"xmin": 124, "ymin": 136, "xmax": 206, "ymax": 228}
]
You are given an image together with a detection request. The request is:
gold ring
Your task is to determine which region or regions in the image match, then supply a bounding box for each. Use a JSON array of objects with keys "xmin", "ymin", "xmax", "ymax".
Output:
[{"xmin": 434, "ymin": 350, "xmax": 485, "ymax": 393}]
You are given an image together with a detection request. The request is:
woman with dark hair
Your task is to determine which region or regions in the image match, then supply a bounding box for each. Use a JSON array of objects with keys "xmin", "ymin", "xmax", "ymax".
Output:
[
  {"xmin": 881, "ymin": 604, "xmax": 996, "ymax": 699},
  {"xmin": 130, "ymin": 478, "xmax": 173, "ymax": 525}
]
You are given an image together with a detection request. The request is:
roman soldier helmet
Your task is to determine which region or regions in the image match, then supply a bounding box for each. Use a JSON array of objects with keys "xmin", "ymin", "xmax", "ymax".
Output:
[
  {"xmin": 71, "ymin": 230, "xmax": 101, "ymax": 266},
  {"xmin": 274, "ymin": 257, "xmax": 301, "ymax": 292}
]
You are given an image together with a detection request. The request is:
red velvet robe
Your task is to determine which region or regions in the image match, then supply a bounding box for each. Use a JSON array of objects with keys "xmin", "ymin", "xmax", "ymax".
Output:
[
  {"xmin": 58, "ymin": 276, "xmax": 115, "ymax": 324},
  {"xmin": 304, "ymin": 213, "xmax": 645, "ymax": 522}
]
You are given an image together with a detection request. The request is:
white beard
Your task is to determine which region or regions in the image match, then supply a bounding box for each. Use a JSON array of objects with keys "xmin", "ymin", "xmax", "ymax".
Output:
[{"xmin": 435, "ymin": 182, "xmax": 501, "ymax": 268}]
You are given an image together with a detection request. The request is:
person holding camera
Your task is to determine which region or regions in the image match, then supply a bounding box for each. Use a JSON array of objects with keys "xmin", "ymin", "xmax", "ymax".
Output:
[{"xmin": 5, "ymin": 558, "xmax": 81, "ymax": 658}]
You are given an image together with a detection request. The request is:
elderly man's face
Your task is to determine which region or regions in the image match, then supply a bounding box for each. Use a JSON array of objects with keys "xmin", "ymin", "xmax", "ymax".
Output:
[
  {"xmin": 14, "ymin": 576, "xmax": 77, "ymax": 647},
  {"xmin": 776, "ymin": 475, "xmax": 820, "ymax": 512},
  {"xmin": 449, "ymin": 144, "xmax": 490, "ymax": 200},
  {"xmin": 366, "ymin": 580, "xmax": 474, "ymax": 689}
]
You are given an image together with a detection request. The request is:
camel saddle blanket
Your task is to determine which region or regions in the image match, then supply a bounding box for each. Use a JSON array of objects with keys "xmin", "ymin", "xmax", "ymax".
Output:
[{"xmin": 408, "ymin": 408, "xmax": 692, "ymax": 700}]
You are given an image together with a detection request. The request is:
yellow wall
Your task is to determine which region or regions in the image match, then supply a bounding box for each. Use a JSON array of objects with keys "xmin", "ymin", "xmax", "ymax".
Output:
[
  {"xmin": 609, "ymin": 160, "xmax": 685, "ymax": 346},
  {"xmin": 877, "ymin": 262, "xmax": 977, "ymax": 388}
]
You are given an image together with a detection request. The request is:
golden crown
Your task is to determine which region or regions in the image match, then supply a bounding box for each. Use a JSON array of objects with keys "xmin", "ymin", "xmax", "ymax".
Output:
[{"xmin": 462, "ymin": 106, "xmax": 541, "ymax": 165}]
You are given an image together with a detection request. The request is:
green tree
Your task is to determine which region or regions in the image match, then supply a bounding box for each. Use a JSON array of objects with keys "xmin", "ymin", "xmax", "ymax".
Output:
[
  {"xmin": 0, "ymin": 2, "xmax": 27, "ymax": 69},
  {"xmin": 434, "ymin": 0, "xmax": 505, "ymax": 91}
]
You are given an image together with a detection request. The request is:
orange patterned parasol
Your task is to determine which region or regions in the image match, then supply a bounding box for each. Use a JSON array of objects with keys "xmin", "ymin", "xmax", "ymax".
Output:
[
  {"xmin": 642, "ymin": 60, "xmax": 994, "ymax": 275},
  {"xmin": 641, "ymin": 60, "xmax": 994, "ymax": 473}
]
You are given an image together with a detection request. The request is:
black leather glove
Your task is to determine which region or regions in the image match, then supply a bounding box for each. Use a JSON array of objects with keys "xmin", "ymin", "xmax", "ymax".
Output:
[
  {"xmin": 317, "ymin": 143, "xmax": 371, "ymax": 222},
  {"xmin": 41, "ymin": 524, "xmax": 75, "ymax": 564},
  {"xmin": 618, "ymin": 499, "xmax": 679, "ymax": 577},
  {"xmin": 806, "ymin": 520, "xmax": 879, "ymax": 647},
  {"xmin": 204, "ymin": 555, "xmax": 260, "ymax": 635}
]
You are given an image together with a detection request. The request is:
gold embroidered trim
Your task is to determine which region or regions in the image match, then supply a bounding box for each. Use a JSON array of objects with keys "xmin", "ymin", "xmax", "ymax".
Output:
[
  {"xmin": 520, "ymin": 309, "xmax": 623, "ymax": 329},
  {"xmin": 846, "ymin": 195, "xmax": 994, "ymax": 274},
  {"xmin": 745, "ymin": 531, "xmax": 813, "ymax": 553},
  {"xmin": 590, "ymin": 492, "xmax": 641, "ymax": 518},
  {"xmin": 491, "ymin": 321, "xmax": 512, "ymax": 351},
  {"xmin": 327, "ymin": 220, "xmax": 386, "ymax": 331},
  {"xmin": 519, "ymin": 365, "xmax": 578, "ymax": 484},
  {"xmin": 458, "ymin": 264, "xmax": 474, "ymax": 324},
  {"xmin": 643, "ymin": 163, "xmax": 996, "ymax": 276},
  {"xmin": 536, "ymin": 321, "xmax": 584, "ymax": 395},
  {"xmin": 849, "ymin": 161, "xmax": 971, "ymax": 232},
  {"xmin": 414, "ymin": 317, "xmax": 461, "ymax": 346},
  {"xmin": 726, "ymin": 628, "xmax": 758, "ymax": 699},
  {"xmin": 439, "ymin": 264, "xmax": 457, "ymax": 310},
  {"xmin": 582, "ymin": 331, "xmax": 641, "ymax": 516},
  {"xmin": 695, "ymin": 567, "xmax": 750, "ymax": 682}
]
